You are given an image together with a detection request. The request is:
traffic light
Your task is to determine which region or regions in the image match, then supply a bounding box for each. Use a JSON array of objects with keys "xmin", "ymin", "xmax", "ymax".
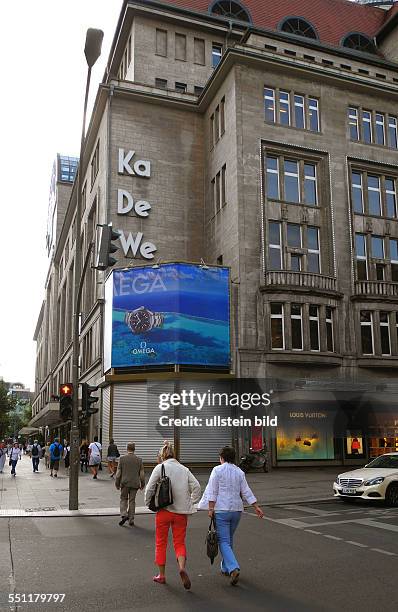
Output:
[
  {"xmin": 59, "ymin": 383, "xmax": 73, "ymax": 421},
  {"xmin": 82, "ymin": 382, "xmax": 99, "ymax": 419},
  {"xmin": 95, "ymin": 224, "xmax": 120, "ymax": 271}
]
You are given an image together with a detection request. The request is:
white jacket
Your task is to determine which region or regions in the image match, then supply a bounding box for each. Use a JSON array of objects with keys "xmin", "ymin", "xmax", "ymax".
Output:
[{"xmin": 145, "ymin": 458, "xmax": 201, "ymax": 514}]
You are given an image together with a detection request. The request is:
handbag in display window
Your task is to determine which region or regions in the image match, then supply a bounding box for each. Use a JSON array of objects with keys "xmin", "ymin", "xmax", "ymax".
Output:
[
  {"xmin": 149, "ymin": 464, "xmax": 173, "ymax": 512},
  {"xmin": 206, "ymin": 515, "xmax": 219, "ymax": 564}
]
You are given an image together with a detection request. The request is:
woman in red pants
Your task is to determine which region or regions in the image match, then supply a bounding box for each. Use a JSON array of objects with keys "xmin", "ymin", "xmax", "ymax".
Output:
[{"xmin": 145, "ymin": 441, "xmax": 201, "ymax": 589}]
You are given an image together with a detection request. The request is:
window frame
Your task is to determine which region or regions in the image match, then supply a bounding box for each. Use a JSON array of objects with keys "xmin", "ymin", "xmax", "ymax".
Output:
[{"xmin": 264, "ymin": 87, "xmax": 320, "ymax": 132}]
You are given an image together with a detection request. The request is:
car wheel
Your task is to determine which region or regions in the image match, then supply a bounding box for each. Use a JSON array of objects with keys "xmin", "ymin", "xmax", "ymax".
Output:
[{"xmin": 385, "ymin": 483, "xmax": 398, "ymax": 507}]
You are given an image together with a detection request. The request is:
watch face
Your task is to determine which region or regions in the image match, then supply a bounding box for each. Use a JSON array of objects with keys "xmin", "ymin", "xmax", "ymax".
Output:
[{"xmin": 127, "ymin": 308, "xmax": 152, "ymax": 334}]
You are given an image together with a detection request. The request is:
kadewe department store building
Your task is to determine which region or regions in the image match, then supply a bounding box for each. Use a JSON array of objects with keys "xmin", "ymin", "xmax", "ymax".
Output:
[{"xmin": 101, "ymin": 262, "xmax": 236, "ymax": 462}]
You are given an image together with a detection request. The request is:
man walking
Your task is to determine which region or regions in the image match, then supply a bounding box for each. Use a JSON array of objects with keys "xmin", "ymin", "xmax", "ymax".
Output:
[
  {"xmin": 31, "ymin": 440, "xmax": 41, "ymax": 473},
  {"xmin": 9, "ymin": 442, "xmax": 21, "ymax": 477},
  {"xmin": 49, "ymin": 438, "xmax": 63, "ymax": 478},
  {"xmin": 115, "ymin": 442, "xmax": 145, "ymax": 527}
]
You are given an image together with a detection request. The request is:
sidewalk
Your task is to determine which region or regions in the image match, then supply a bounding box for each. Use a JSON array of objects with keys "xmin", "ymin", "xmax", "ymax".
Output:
[{"xmin": 0, "ymin": 454, "xmax": 338, "ymax": 516}]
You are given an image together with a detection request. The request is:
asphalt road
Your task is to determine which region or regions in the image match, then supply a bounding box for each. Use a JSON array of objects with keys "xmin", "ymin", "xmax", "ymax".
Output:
[{"xmin": 0, "ymin": 499, "xmax": 397, "ymax": 612}]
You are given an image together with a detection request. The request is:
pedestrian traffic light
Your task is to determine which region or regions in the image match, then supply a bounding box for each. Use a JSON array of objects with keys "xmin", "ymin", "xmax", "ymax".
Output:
[
  {"xmin": 95, "ymin": 224, "xmax": 120, "ymax": 271},
  {"xmin": 81, "ymin": 382, "xmax": 99, "ymax": 419},
  {"xmin": 59, "ymin": 383, "xmax": 73, "ymax": 421}
]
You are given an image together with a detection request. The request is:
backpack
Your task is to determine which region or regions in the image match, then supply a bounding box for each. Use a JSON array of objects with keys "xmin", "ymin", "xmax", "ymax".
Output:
[
  {"xmin": 31, "ymin": 444, "xmax": 39, "ymax": 457},
  {"xmin": 52, "ymin": 444, "xmax": 61, "ymax": 458}
]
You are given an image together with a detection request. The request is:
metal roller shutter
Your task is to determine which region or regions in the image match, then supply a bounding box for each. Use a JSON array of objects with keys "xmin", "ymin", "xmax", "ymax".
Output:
[
  {"xmin": 101, "ymin": 386, "xmax": 111, "ymax": 448},
  {"xmin": 113, "ymin": 383, "xmax": 173, "ymax": 461},
  {"xmin": 179, "ymin": 382, "xmax": 233, "ymax": 463}
]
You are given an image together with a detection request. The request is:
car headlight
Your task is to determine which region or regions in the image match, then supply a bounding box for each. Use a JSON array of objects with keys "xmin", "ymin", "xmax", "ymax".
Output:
[
  {"xmin": 364, "ymin": 476, "xmax": 385, "ymax": 486},
  {"xmin": 334, "ymin": 477, "xmax": 340, "ymax": 485}
]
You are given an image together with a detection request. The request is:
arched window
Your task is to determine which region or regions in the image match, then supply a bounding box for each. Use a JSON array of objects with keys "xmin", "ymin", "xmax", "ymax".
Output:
[
  {"xmin": 341, "ymin": 33, "xmax": 376, "ymax": 54},
  {"xmin": 279, "ymin": 17, "xmax": 318, "ymax": 40},
  {"xmin": 210, "ymin": 0, "xmax": 251, "ymax": 23}
]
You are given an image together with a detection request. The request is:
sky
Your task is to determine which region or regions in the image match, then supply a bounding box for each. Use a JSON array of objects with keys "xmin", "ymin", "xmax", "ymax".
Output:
[{"xmin": 0, "ymin": 1, "xmax": 121, "ymax": 390}]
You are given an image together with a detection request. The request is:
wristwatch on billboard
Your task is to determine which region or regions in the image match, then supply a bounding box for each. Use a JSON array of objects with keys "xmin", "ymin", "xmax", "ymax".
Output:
[{"xmin": 124, "ymin": 306, "xmax": 164, "ymax": 334}]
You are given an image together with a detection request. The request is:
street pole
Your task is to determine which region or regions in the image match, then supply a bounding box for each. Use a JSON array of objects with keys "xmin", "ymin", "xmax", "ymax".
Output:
[{"xmin": 69, "ymin": 29, "xmax": 103, "ymax": 511}]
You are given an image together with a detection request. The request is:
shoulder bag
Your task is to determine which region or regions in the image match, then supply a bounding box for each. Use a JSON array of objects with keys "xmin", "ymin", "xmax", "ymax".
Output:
[
  {"xmin": 148, "ymin": 464, "xmax": 173, "ymax": 512},
  {"xmin": 206, "ymin": 515, "xmax": 218, "ymax": 564}
]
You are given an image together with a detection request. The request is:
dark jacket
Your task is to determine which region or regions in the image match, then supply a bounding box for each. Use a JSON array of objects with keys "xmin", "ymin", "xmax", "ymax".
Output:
[{"xmin": 115, "ymin": 453, "xmax": 145, "ymax": 489}]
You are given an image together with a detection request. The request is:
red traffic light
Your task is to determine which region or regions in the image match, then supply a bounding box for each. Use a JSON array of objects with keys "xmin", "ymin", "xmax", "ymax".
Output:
[{"xmin": 60, "ymin": 383, "xmax": 73, "ymax": 396}]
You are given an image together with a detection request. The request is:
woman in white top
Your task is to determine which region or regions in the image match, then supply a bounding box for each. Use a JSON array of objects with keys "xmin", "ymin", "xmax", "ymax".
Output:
[
  {"xmin": 198, "ymin": 445, "xmax": 264, "ymax": 586},
  {"xmin": 145, "ymin": 440, "xmax": 201, "ymax": 589},
  {"xmin": 9, "ymin": 442, "xmax": 22, "ymax": 477}
]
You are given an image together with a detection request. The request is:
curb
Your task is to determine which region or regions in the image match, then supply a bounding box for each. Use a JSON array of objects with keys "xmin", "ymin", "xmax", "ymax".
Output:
[{"xmin": 0, "ymin": 498, "xmax": 335, "ymax": 518}]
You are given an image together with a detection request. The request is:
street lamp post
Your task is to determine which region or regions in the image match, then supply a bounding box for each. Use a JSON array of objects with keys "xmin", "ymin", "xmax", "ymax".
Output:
[{"xmin": 69, "ymin": 28, "xmax": 104, "ymax": 511}]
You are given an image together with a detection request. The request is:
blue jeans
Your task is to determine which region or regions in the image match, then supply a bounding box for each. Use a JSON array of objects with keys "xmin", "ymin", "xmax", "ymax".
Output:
[
  {"xmin": 32, "ymin": 457, "xmax": 39, "ymax": 471},
  {"xmin": 215, "ymin": 511, "xmax": 241, "ymax": 574},
  {"xmin": 11, "ymin": 460, "xmax": 18, "ymax": 475}
]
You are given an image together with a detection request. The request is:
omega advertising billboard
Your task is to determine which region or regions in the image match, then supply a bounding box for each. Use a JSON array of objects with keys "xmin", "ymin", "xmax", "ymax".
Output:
[{"xmin": 104, "ymin": 263, "xmax": 230, "ymax": 370}]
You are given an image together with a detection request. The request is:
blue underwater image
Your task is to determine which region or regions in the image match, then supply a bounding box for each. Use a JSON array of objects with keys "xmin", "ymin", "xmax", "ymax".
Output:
[{"xmin": 110, "ymin": 263, "xmax": 230, "ymax": 367}]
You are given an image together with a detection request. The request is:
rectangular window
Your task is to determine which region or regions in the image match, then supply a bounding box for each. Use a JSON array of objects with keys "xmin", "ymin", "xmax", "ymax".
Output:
[
  {"xmin": 90, "ymin": 141, "xmax": 99, "ymax": 188},
  {"xmin": 388, "ymin": 116, "xmax": 398, "ymax": 149},
  {"xmin": 360, "ymin": 311, "xmax": 374, "ymax": 355},
  {"xmin": 211, "ymin": 178, "xmax": 215, "ymax": 215},
  {"xmin": 194, "ymin": 86, "xmax": 204, "ymax": 96},
  {"xmin": 175, "ymin": 33, "xmax": 186, "ymax": 61},
  {"xmin": 390, "ymin": 238, "xmax": 398, "ymax": 281},
  {"xmin": 156, "ymin": 29, "xmax": 167, "ymax": 57},
  {"xmin": 269, "ymin": 222, "xmax": 282, "ymax": 270},
  {"xmin": 212, "ymin": 43, "xmax": 222, "ymax": 68},
  {"xmin": 307, "ymin": 227, "xmax": 320, "ymax": 273},
  {"xmin": 376, "ymin": 263, "xmax": 385, "ymax": 281},
  {"xmin": 309, "ymin": 305, "xmax": 320, "ymax": 351},
  {"xmin": 194, "ymin": 37, "xmax": 205, "ymax": 65},
  {"xmin": 380, "ymin": 312, "xmax": 391, "ymax": 355},
  {"xmin": 326, "ymin": 307, "xmax": 334, "ymax": 352},
  {"xmin": 371, "ymin": 235, "xmax": 384, "ymax": 259},
  {"xmin": 210, "ymin": 114, "xmax": 214, "ymax": 149},
  {"xmin": 304, "ymin": 163, "xmax": 317, "ymax": 205},
  {"xmin": 287, "ymin": 223, "xmax": 302, "ymax": 248},
  {"xmin": 355, "ymin": 233, "xmax": 367, "ymax": 280},
  {"xmin": 348, "ymin": 107, "xmax": 359, "ymax": 140},
  {"xmin": 264, "ymin": 88, "xmax": 276, "ymax": 123},
  {"xmin": 266, "ymin": 156, "xmax": 279, "ymax": 199},
  {"xmin": 175, "ymin": 82, "xmax": 187, "ymax": 93},
  {"xmin": 308, "ymin": 98, "xmax": 319, "ymax": 132},
  {"xmin": 291, "ymin": 304, "xmax": 303, "ymax": 350},
  {"xmin": 352, "ymin": 172, "xmax": 364, "ymax": 213},
  {"xmin": 290, "ymin": 254, "xmax": 302, "ymax": 272},
  {"xmin": 271, "ymin": 303, "xmax": 284, "ymax": 349},
  {"xmin": 385, "ymin": 178, "xmax": 397, "ymax": 218},
  {"xmin": 279, "ymin": 91, "xmax": 290, "ymax": 126},
  {"xmin": 284, "ymin": 159, "xmax": 299, "ymax": 203},
  {"xmin": 220, "ymin": 97, "xmax": 225, "ymax": 135},
  {"xmin": 294, "ymin": 95, "xmax": 305, "ymax": 129},
  {"xmin": 375, "ymin": 113, "xmax": 385, "ymax": 146},
  {"xmin": 362, "ymin": 110, "xmax": 372, "ymax": 143},
  {"xmin": 215, "ymin": 172, "xmax": 221, "ymax": 213},
  {"xmin": 368, "ymin": 175, "xmax": 381, "ymax": 216},
  {"xmin": 221, "ymin": 165, "xmax": 226, "ymax": 206},
  {"xmin": 155, "ymin": 78, "xmax": 167, "ymax": 89},
  {"xmin": 214, "ymin": 105, "xmax": 220, "ymax": 141}
]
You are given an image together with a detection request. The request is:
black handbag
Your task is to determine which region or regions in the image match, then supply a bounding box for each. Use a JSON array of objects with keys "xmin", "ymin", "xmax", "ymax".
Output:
[
  {"xmin": 148, "ymin": 464, "xmax": 173, "ymax": 512},
  {"xmin": 206, "ymin": 515, "xmax": 218, "ymax": 564}
]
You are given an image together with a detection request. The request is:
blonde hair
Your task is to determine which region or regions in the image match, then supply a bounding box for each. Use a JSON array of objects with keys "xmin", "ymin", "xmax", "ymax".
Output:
[{"xmin": 159, "ymin": 440, "xmax": 175, "ymax": 462}]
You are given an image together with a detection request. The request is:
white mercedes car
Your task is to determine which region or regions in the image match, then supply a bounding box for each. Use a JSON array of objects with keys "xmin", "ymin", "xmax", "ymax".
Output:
[{"xmin": 333, "ymin": 452, "xmax": 398, "ymax": 506}]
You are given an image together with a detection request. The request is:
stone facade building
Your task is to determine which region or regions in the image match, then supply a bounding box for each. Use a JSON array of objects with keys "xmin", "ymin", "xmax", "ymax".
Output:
[{"xmin": 32, "ymin": 0, "xmax": 398, "ymax": 465}]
